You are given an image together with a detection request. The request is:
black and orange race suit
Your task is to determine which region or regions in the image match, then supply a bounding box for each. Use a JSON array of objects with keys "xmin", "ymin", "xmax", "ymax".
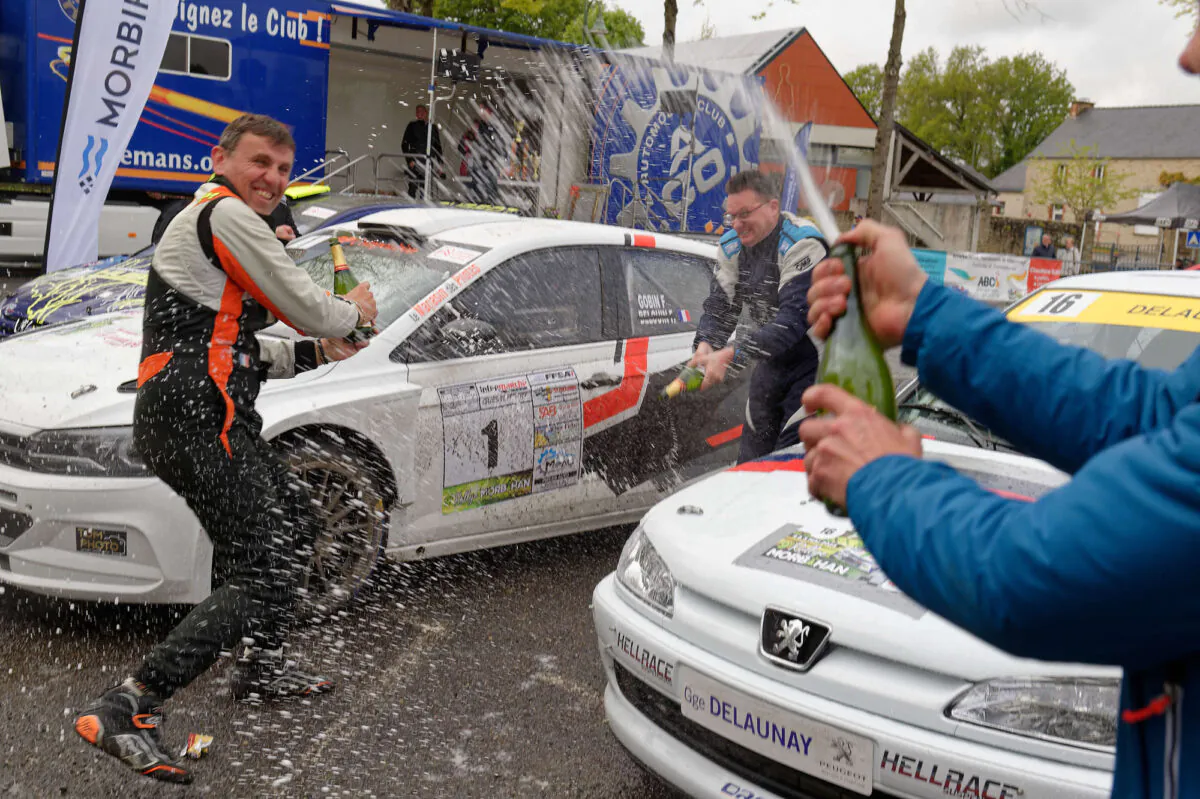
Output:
[{"xmin": 132, "ymin": 180, "xmax": 359, "ymax": 697}]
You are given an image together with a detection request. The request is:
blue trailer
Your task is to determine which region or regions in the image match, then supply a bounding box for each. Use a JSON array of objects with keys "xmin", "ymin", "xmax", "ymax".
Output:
[{"xmin": 0, "ymin": 0, "xmax": 764, "ymax": 265}]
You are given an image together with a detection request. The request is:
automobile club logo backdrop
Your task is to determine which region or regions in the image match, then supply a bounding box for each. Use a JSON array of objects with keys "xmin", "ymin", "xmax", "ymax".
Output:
[{"xmin": 591, "ymin": 59, "xmax": 763, "ymax": 233}]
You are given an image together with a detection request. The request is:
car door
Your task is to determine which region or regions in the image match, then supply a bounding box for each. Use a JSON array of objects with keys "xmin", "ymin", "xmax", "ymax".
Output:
[
  {"xmin": 580, "ymin": 245, "xmax": 749, "ymax": 497},
  {"xmin": 393, "ymin": 246, "xmax": 622, "ymax": 554}
]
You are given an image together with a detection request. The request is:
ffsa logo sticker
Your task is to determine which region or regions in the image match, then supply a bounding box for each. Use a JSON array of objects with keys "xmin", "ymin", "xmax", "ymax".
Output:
[
  {"xmin": 78, "ymin": 135, "xmax": 110, "ymax": 194},
  {"xmin": 59, "ymin": 0, "xmax": 80, "ymax": 21}
]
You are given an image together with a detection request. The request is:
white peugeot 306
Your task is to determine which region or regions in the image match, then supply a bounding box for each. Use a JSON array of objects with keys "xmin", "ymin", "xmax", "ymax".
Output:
[
  {"xmin": 0, "ymin": 208, "xmax": 751, "ymax": 613},
  {"xmin": 594, "ymin": 271, "xmax": 1200, "ymax": 799}
]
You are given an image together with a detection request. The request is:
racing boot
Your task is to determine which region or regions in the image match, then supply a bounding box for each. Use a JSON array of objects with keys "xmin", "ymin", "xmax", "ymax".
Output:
[
  {"xmin": 74, "ymin": 678, "xmax": 191, "ymax": 784},
  {"xmin": 229, "ymin": 647, "xmax": 335, "ymax": 704}
]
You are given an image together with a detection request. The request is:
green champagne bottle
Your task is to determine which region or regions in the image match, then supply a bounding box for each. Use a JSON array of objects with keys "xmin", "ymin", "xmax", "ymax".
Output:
[
  {"xmin": 330, "ymin": 237, "xmax": 378, "ymax": 344},
  {"xmin": 660, "ymin": 365, "xmax": 705, "ymax": 399},
  {"xmin": 815, "ymin": 242, "xmax": 896, "ymax": 515}
]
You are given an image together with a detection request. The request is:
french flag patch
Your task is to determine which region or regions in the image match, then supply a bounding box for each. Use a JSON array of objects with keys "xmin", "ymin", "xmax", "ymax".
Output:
[{"xmin": 677, "ymin": 309, "xmax": 692, "ymax": 322}]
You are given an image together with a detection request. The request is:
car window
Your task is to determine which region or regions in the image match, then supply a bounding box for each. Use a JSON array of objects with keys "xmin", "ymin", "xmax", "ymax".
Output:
[
  {"xmin": 291, "ymin": 230, "xmax": 454, "ymax": 330},
  {"xmin": 395, "ymin": 247, "xmax": 603, "ymax": 362},
  {"xmin": 622, "ymin": 249, "xmax": 714, "ymax": 336}
]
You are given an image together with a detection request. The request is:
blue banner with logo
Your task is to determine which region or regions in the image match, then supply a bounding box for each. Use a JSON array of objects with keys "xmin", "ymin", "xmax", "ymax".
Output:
[{"xmin": 590, "ymin": 57, "xmax": 762, "ymax": 233}]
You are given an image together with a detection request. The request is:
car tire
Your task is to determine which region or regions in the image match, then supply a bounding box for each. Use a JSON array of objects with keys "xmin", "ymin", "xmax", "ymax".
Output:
[{"xmin": 278, "ymin": 430, "xmax": 389, "ymax": 618}]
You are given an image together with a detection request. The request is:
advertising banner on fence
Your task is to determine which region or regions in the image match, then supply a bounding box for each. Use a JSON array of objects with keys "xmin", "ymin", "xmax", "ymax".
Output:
[
  {"xmin": 45, "ymin": 0, "xmax": 178, "ymax": 270},
  {"xmin": 913, "ymin": 248, "xmax": 1064, "ymax": 304}
]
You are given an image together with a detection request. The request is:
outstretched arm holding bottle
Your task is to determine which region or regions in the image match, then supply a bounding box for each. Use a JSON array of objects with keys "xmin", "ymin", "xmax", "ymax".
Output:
[{"xmin": 798, "ymin": 213, "xmax": 1200, "ymax": 793}]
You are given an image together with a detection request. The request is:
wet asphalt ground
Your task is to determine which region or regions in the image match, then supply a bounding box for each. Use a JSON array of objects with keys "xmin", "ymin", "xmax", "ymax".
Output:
[{"xmin": 0, "ymin": 527, "xmax": 683, "ymax": 798}]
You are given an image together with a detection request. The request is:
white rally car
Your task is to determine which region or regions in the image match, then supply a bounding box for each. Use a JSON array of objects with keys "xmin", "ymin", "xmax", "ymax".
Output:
[
  {"xmin": 0, "ymin": 208, "xmax": 751, "ymax": 612},
  {"xmin": 593, "ymin": 271, "xmax": 1200, "ymax": 798}
]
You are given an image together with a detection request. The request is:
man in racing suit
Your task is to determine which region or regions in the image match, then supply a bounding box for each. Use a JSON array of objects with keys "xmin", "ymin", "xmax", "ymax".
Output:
[
  {"xmin": 74, "ymin": 114, "xmax": 377, "ymax": 784},
  {"xmin": 690, "ymin": 169, "xmax": 827, "ymax": 463}
]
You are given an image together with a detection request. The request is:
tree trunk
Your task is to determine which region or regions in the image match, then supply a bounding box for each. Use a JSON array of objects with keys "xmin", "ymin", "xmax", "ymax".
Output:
[
  {"xmin": 386, "ymin": 0, "xmax": 411, "ymax": 11},
  {"xmin": 663, "ymin": 0, "xmax": 677, "ymax": 62},
  {"xmin": 866, "ymin": 0, "xmax": 906, "ymax": 221},
  {"xmin": 415, "ymin": 0, "xmax": 433, "ymax": 15}
]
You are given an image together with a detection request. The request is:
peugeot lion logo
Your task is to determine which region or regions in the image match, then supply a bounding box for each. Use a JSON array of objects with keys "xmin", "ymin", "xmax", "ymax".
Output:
[
  {"xmin": 771, "ymin": 618, "xmax": 811, "ymax": 661},
  {"xmin": 759, "ymin": 607, "xmax": 831, "ymax": 671},
  {"xmin": 831, "ymin": 737, "xmax": 855, "ymax": 766},
  {"xmin": 78, "ymin": 135, "xmax": 109, "ymax": 195}
]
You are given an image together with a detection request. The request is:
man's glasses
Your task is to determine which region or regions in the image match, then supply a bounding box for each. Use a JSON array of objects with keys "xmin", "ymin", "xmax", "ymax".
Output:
[{"xmin": 723, "ymin": 201, "xmax": 768, "ymax": 226}]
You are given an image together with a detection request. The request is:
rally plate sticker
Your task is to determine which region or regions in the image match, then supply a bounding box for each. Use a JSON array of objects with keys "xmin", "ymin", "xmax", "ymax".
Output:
[{"xmin": 679, "ymin": 666, "xmax": 873, "ymax": 795}]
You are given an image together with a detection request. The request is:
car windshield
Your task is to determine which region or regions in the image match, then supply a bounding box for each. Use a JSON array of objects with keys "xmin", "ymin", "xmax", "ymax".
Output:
[
  {"xmin": 291, "ymin": 229, "xmax": 453, "ymax": 329},
  {"xmin": 898, "ymin": 289, "xmax": 1200, "ymax": 450}
]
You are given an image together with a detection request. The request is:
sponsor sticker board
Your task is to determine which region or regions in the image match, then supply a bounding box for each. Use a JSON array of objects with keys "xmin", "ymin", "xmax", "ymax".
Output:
[
  {"xmin": 440, "ymin": 369, "xmax": 582, "ymax": 514},
  {"xmin": 679, "ymin": 667, "xmax": 873, "ymax": 795}
]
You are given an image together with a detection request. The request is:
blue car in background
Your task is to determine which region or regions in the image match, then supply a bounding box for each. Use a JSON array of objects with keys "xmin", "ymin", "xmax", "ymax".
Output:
[{"xmin": 0, "ymin": 193, "xmax": 414, "ymax": 338}]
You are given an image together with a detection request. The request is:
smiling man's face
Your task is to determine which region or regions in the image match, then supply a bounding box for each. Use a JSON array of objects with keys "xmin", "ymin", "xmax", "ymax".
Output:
[{"xmin": 211, "ymin": 133, "xmax": 294, "ymax": 216}]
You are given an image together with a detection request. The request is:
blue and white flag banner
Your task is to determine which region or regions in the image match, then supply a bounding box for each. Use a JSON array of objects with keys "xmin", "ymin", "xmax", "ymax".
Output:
[{"xmin": 46, "ymin": 0, "xmax": 178, "ymax": 270}]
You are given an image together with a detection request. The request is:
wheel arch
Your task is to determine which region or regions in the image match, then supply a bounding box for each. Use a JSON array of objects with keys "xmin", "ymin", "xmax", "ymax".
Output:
[{"xmin": 271, "ymin": 423, "xmax": 398, "ymax": 509}]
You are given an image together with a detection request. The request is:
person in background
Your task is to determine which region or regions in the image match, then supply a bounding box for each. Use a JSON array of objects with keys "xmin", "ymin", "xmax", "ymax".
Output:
[
  {"xmin": 1031, "ymin": 232, "xmax": 1057, "ymax": 258},
  {"xmin": 1059, "ymin": 233, "xmax": 1082, "ymax": 276},
  {"xmin": 460, "ymin": 103, "xmax": 505, "ymax": 205},
  {"xmin": 689, "ymin": 169, "xmax": 828, "ymax": 463},
  {"xmin": 401, "ymin": 104, "xmax": 444, "ymax": 201}
]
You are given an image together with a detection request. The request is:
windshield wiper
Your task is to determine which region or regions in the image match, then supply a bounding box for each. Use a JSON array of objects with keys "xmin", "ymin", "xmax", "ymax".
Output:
[{"xmin": 899, "ymin": 401, "xmax": 999, "ymax": 451}]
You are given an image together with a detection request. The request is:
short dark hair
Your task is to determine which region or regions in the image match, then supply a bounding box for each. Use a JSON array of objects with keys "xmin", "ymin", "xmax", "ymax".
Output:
[
  {"xmin": 218, "ymin": 113, "xmax": 295, "ymax": 154},
  {"xmin": 416, "ymin": 104, "xmax": 428, "ymax": 112},
  {"xmin": 726, "ymin": 169, "xmax": 779, "ymax": 201}
]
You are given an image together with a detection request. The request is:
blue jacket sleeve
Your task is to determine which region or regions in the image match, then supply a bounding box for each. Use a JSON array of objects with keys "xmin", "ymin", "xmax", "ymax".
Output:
[
  {"xmin": 847, "ymin": 403, "xmax": 1200, "ymax": 668},
  {"xmin": 905, "ymin": 282, "xmax": 1200, "ymax": 474}
]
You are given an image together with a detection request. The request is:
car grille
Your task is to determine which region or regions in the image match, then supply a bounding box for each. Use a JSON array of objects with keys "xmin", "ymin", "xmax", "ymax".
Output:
[
  {"xmin": 0, "ymin": 505, "xmax": 33, "ymax": 547},
  {"xmin": 613, "ymin": 664, "xmax": 897, "ymax": 799},
  {"xmin": 0, "ymin": 430, "xmax": 33, "ymax": 471}
]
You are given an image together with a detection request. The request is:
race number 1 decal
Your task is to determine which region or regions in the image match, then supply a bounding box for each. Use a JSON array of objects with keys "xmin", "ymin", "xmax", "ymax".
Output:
[{"xmin": 439, "ymin": 369, "xmax": 583, "ymax": 514}]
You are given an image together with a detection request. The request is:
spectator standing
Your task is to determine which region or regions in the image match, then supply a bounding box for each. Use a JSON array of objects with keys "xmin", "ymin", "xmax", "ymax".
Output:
[
  {"xmin": 401, "ymin": 104, "xmax": 444, "ymax": 201},
  {"xmin": 1031, "ymin": 232, "xmax": 1057, "ymax": 258}
]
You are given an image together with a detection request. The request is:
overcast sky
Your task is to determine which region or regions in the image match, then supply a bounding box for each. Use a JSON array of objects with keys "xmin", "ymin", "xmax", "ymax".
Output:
[{"xmin": 609, "ymin": 0, "xmax": 1200, "ymax": 108}]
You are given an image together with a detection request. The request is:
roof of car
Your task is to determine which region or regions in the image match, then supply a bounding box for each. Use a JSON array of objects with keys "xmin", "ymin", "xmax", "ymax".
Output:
[
  {"xmin": 1047, "ymin": 270, "xmax": 1200, "ymax": 297},
  {"xmin": 355, "ymin": 207, "xmax": 717, "ymax": 258}
]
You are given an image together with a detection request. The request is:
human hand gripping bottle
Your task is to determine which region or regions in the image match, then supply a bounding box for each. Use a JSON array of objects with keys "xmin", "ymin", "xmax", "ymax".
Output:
[
  {"xmin": 329, "ymin": 237, "xmax": 379, "ymax": 344},
  {"xmin": 814, "ymin": 243, "xmax": 895, "ymax": 516},
  {"xmin": 659, "ymin": 365, "xmax": 705, "ymax": 399}
]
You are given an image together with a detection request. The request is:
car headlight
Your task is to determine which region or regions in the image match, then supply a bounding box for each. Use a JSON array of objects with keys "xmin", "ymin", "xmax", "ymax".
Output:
[
  {"xmin": 946, "ymin": 677, "xmax": 1118, "ymax": 750},
  {"xmin": 615, "ymin": 524, "xmax": 675, "ymax": 617},
  {"xmin": 24, "ymin": 427, "xmax": 151, "ymax": 478}
]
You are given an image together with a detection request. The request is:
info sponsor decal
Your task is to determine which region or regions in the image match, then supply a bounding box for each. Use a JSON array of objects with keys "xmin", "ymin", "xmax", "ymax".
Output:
[
  {"xmin": 879, "ymin": 749, "xmax": 1022, "ymax": 799},
  {"xmin": 439, "ymin": 369, "xmax": 583, "ymax": 514}
]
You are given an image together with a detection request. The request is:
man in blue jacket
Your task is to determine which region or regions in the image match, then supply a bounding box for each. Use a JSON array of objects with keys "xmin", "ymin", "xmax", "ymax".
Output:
[
  {"xmin": 689, "ymin": 169, "xmax": 827, "ymax": 462},
  {"xmin": 801, "ymin": 213, "xmax": 1200, "ymax": 792}
]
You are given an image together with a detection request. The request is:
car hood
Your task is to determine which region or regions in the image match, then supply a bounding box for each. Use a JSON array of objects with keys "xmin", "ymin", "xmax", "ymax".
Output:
[
  {"xmin": 0, "ymin": 311, "xmax": 144, "ymax": 431},
  {"xmin": 2, "ymin": 255, "xmax": 150, "ymax": 331},
  {"xmin": 646, "ymin": 441, "xmax": 1112, "ymax": 681}
]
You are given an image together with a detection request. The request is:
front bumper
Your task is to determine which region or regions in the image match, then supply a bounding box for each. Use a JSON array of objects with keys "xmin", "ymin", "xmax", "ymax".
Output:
[
  {"xmin": 0, "ymin": 461, "xmax": 210, "ymax": 603},
  {"xmin": 592, "ymin": 574, "xmax": 1112, "ymax": 799}
]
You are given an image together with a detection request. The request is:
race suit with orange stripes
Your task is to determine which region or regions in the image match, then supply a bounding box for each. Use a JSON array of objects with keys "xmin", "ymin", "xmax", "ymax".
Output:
[{"xmin": 131, "ymin": 179, "xmax": 360, "ymax": 697}]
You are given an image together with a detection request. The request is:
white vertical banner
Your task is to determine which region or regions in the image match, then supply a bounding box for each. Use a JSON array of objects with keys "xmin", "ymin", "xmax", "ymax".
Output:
[
  {"xmin": 45, "ymin": 0, "xmax": 178, "ymax": 271},
  {"xmin": 0, "ymin": 81, "xmax": 10, "ymax": 170}
]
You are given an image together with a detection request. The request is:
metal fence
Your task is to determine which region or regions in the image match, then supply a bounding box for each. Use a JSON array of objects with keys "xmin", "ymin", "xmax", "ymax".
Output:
[{"xmin": 1082, "ymin": 242, "xmax": 1176, "ymax": 274}]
